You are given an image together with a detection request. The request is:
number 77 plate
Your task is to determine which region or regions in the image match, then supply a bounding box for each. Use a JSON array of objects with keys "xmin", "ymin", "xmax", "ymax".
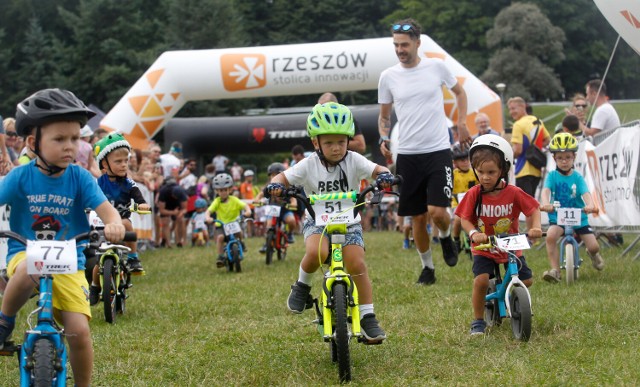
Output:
[{"xmin": 26, "ymin": 240, "xmax": 77, "ymax": 274}]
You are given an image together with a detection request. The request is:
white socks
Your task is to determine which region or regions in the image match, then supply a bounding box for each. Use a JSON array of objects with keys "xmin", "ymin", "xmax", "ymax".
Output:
[
  {"xmin": 439, "ymin": 226, "xmax": 451, "ymax": 239},
  {"xmin": 298, "ymin": 266, "xmax": 314, "ymax": 286},
  {"xmin": 419, "ymin": 249, "xmax": 434, "ymax": 269},
  {"xmin": 359, "ymin": 303, "xmax": 374, "ymax": 317}
]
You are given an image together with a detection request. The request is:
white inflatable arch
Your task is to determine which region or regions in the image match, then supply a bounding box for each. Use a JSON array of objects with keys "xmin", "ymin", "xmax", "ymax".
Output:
[{"xmin": 101, "ymin": 35, "xmax": 503, "ymax": 149}]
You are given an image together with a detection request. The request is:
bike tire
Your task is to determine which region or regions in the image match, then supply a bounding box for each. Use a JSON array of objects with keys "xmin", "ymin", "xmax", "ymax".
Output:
[
  {"xmin": 116, "ymin": 264, "xmax": 128, "ymax": 314},
  {"xmin": 333, "ymin": 282, "xmax": 351, "ymax": 383},
  {"xmin": 231, "ymin": 244, "xmax": 241, "ymax": 273},
  {"xmin": 484, "ymin": 279, "xmax": 502, "ymax": 327},
  {"xmin": 277, "ymin": 232, "xmax": 287, "ymax": 261},
  {"xmin": 265, "ymin": 230, "xmax": 275, "ymax": 265},
  {"xmin": 510, "ymin": 287, "xmax": 532, "ymax": 341},
  {"xmin": 102, "ymin": 259, "xmax": 117, "ymax": 324},
  {"xmin": 32, "ymin": 338, "xmax": 56, "ymax": 386},
  {"xmin": 564, "ymin": 244, "xmax": 575, "ymax": 285}
]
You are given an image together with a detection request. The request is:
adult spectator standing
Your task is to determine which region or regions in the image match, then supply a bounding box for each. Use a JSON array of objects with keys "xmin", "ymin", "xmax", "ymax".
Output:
[
  {"xmin": 581, "ymin": 79, "xmax": 620, "ymax": 136},
  {"xmin": 212, "ymin": 153, "xmax": 229, "ymax": 174},
  {"xmin": 229, "ymin": 161, "xmax": 244, "ymax": 184},
  {"xmin": 508, "ymin": 97, "xmax": 551, "ymax": 198},
  {"xmin": 159, "ymin": 141, "xmax": 182, "ymax": 179},
  {"xmin": 179, "ymin": 158, "xmax": 198, "ymax": 191},
  {"xmin": 1, "ymin": 119, "xmax": 18, "ymax": 169},
  {"xmin": 555, "ymin": 94, "xmax": 589, "ymax": 136},
  {"xmin": 378, "ymin": 18, "xmax": 471, "ymax": 285},
  {"xmin": 472, "ymin": 112, "xmax": 500, "ymax": 138},
  {"xmin": 317, "ymin": 92, "xmax": 366, "ymax": 154},
  {"xmin": 157, "ymin": 177, "xmax": 188, "ymax": 248}
]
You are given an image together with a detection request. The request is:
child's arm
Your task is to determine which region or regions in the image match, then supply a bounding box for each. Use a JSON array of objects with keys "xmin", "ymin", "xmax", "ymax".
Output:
[
  {"xmin": 130, "ymin": 185, "xmax": 151, "ymax": 212},
  {"xmin": 525, "ymin": 208, "xmax": 543, "ymax": 239},
  {"xmin": 241, "ymin": 201, "xmax": 252, "ymax": 218},
  {"xmin": 95, "ymin": 201, "xmax": 126, "ymax": 242},
  {"xmin": 581, "ymin": 192, "xmax": 598, "ymax": 214},
  {"xmin": 539, "ymin": 187, "xmax": 554, "ymax": 212},
  {"xmin": 460, "ymin": 218, "xmax": 486, "ymax": 244},
  {"xmin": 371, "ymin": 165, "xmax": 391, "ymax": 178}
]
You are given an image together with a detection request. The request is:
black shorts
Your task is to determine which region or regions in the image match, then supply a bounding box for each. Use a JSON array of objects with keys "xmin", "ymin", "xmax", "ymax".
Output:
[
  {"xmin": 472, "ymin": 254, "xmax": 533, "ymax": 281},
  {"xmin": 396, "ymin": 149, "xmax": 453, "ymax": 216},
  {"xmin": 549, "ymin": 224, "xmax": 594, "ymax": 235}
]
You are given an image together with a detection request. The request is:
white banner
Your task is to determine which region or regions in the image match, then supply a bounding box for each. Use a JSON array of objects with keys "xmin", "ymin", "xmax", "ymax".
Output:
[{"xmin": 131, "ymin": 183, "xmax": 155, "ymax": 240}]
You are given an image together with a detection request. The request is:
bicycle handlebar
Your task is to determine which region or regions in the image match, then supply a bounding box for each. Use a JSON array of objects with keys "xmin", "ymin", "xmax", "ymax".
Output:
[{"xmin": 474, "ymin": 232, "xmax": 547, "ymax": 251}]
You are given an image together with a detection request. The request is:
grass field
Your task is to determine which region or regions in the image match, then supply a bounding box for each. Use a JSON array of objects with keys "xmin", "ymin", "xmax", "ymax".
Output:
[{"xmin": 1, "ymin": 230, "xmax": 638, "ymax": 386}]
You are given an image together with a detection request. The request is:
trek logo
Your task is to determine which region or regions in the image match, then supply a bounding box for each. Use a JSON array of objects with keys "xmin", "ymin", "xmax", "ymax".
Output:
[
  {"xmin": 221, "ymin": 54, "xmax": 267, "ymax": 91},
  {"xmin": 35, "ymin": 261, "xmax": 43, "ymax": 272}
]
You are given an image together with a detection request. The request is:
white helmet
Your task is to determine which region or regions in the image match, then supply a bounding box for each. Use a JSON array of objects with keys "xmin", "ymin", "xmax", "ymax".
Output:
[
  {"xmin": 212, "ymin": 173, "xmax": 234, "ymax": 189},
  {"xmin": 469, "ymin": 134, "xmax": 513, "ymax": 177},
  {"xmin": 243, "ymin": 170, "xmax": 254, "ymax": 177}
]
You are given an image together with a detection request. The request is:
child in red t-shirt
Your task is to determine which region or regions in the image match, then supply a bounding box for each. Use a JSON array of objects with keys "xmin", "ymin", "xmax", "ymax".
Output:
[{"xmin": 455, "ymin": 135, "xmax": 543, "ymax": 336}]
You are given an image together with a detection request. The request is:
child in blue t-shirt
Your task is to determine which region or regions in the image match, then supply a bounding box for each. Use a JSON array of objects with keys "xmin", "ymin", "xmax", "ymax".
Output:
[
  {"xmin": 0, "ymin": 89, "xmax": 125, "ymax": 386},
  {"xmin": 90, "ymin": 132, "xmax": 151, "ymax": 304},
  {"xmin": 540, "ymin": 133, "xmax": 604, "ymax": 283}
]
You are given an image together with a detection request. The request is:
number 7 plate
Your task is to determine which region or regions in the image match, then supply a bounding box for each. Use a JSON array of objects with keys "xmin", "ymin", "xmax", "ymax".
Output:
[{"xmin": 26, "ymin": 240, "xmax": 77, "ymax": 274}]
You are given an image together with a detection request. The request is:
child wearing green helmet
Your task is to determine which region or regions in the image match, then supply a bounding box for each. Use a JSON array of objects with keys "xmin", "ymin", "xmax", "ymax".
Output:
[
  {"xmin": 265, "ymin": 102, "xmax": 398, "ymax": 344},
  {"xmin": 89, "ymin": 133, "xmax": 151, "ymax": 304},
  {"xmin": 539, "ymin": 133, "xmax": 604, "ymax": 283}
]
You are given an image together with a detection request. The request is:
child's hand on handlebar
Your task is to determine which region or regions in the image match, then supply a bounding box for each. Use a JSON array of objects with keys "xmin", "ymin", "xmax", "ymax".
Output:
[
  {"xmin": 470, "ymin": 230, "xmax": 488, "ymax": 244},
  {"xmin": 264, "ymin": 183, "xmax": 286, "ymax": 198},
  {"xmin": 104, "ymin": 223, "xmax": 126, "ymax": 243},
  {"xmin": 137, "ymin": 203, "xmax": 151, "ymax": 212},
  {"xmin": 375, "ymin": 172, "xmax": 395, "ymax": 188},
  {"xmin": 539, "ymin": 204, "xmax": 554, "ymax": 213},
  {"xmin": 583, "ymin": 205, "xmax": 599, "ymax": 214},
  {"xmin": 527, "ymin": 228, "xmax": 543, "ymax": 239}
]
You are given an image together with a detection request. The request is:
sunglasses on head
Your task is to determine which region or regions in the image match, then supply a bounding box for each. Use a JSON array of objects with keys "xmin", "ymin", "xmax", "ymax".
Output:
[
  {"xmin": 574, "ymin": 104, "xmax": 587, "ymax": 109},
  {"xmin": 393, "ymin": 24, "xmax": 415, "ymax": 33}
]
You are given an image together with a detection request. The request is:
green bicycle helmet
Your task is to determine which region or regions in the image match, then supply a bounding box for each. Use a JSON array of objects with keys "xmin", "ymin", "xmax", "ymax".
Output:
[
  {"xmin": 306, "ymin": 103, "xmax": 354, "ymax": 139},
  {"xmin": 549, "ymin": 133, "xmax": 578, "ymax": 153},
  {"xmin": 93, "ymin": 132, "xmax": 132, "ymax": 166}
]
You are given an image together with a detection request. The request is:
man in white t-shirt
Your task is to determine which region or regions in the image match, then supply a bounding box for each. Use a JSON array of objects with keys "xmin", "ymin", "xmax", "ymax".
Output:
[
  {"xmin": 582, "ymin": 79, "xmax": 620, "ymax": 136},
  {"xmin": 378, "ymin": 18, "xmax": 470, "ymax": 285},
  {"xmin": 212, "ymin": 154, "xmax": 229, "ymax": 174}
]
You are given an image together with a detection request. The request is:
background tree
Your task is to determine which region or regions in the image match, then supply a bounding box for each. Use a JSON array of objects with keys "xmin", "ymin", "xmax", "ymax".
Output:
[{"xmin": 481, "ymin": 2, "xmax": 565, "ymax": 101}]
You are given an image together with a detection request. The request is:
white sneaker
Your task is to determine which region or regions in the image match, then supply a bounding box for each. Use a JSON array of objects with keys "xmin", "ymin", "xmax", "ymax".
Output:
[
  {"xmin": 589, "ymin": 252, "xmax": 605, "ymax": 271},
  {"xmin": 543, "ymin": 269, "xmax": 561, "ymax": 283}
]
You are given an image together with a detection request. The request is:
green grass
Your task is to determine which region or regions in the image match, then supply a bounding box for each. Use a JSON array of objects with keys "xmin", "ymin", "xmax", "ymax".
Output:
[
  {"xmin": 531, "ymin": 101, "xmax": 640, "ymax": 131},
  {"xmin": 1, "ymin": 232, "xmax": 640, "ymax": 385}
]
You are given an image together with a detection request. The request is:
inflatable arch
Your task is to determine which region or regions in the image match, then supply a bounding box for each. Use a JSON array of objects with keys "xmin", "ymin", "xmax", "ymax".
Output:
[
  {"xmin": 101, "ymin": 35, "xmax": 504, "ymax": 149},
  {"xmin": 593, "ymin": 0, "xmax": 640, "ymax": 55}
]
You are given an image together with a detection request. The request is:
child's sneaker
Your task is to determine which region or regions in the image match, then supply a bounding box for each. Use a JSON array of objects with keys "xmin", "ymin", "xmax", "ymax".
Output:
[
  {"xmin": 287, "ymin": 232, "xmax": 295, "ymax": 244},
  {"xmin": 286, "ymin": 281, "xmax": 313, "ymax": 313},
  {"xmin": 589, "ymin": 252, "xmax": 605, "ymax": 271},
  {"xmin": 402, "ymin": 238, "xmax": 410, "ymax": 249},
  {"xmin": 470, "ymin": 319, "xmax": 486, "ymax": 335},
  {"xmin": 216, "ymin": 254, "xmax": 226, "ymax": 268},
  {"xmin": 89, "ymin": 285, "xmax": 101, "ymax": 306},
  {"xmin": 127, "ymin": 258, "xmax": 144, "ymax": 273},
  {"xmin": 360, "ymin": 313, "xmax": 386, "ymax": 344},
  {"xmin": 0, "ymin": 316, "xmax": 15, "ymax": 349},
  {"xmin": 259, "ymin": 244, "xmax": 267, "ymax": 254},
  {"xmin": 543, "ymin": 268, "xmax": 561, "ymax": 283}
]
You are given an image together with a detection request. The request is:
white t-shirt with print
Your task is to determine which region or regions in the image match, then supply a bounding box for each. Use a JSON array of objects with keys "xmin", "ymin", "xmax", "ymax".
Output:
[{"xmin": 378, "ymin": 58, "xmax": 457, "ymax": 155}]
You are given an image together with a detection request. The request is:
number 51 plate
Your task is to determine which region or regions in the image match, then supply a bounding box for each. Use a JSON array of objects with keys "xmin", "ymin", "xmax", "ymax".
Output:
[{"xmin": 26, "ymin": 240, "xmax": 77, "ymax": 274}]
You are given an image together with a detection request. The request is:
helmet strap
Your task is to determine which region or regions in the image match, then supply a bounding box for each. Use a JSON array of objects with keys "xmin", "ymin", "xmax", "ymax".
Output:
[
  {"xmin": 103, "ymin": 158, "xmax": 126, "ymax": 181},
  {"xmin": 32, "ymin": 127, "xmax": 65, "ymax": 176},
  {"xmin": 556, "ymin": 166, "xmax": 573, "ymax": 176},
  {"xmin": 316, "ymin": 135, "xmax": 349, "ymax": 170}
]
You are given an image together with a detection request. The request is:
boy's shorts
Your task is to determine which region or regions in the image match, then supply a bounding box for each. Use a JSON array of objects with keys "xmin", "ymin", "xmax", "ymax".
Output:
[
  {"xmin": 472, "ymin": 254, "xmax": 533, "ymax": 281},
  {"xmin": 7, "ymin": 252, "xmax": 91, "ymax": 321},
  {"xmin": 549, "ymin": 223, "xmax": 594, "ymax": 235},
  {"xmin": 302, "ymin": 219, "xmax": 364, "ymax": 248}
]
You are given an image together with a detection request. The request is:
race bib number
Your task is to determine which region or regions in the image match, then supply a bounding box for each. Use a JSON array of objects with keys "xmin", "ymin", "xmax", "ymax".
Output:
[
  {"xmin": 495, "ymin": 234, "xmax": 530, "ymax": 251},
  {"xmin": 26, "ymin": 240, "xmax": 77, "ymax": 275},
  {"xmin": 88, "ymin": 211, "xmax": 105, "ymax": 228},
  {"xmin": 264, "ymin": 205, "xmax": 281, "ymax": 217},
  {"xmin": 557, "ymin": 208, "xmax": 581, "ymax": 226},
  {"xmin": 312, "ymin": 198, "xmax": 355, "ymax": 226},
  {"xmin": 223, "ymin": 221, "xmax": 241, "ymax": 236}
]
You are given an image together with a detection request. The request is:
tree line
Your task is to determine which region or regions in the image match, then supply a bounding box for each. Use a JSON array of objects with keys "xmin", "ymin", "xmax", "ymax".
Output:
[{"xmin": 0, "ymin": 0, "xmax": 636, "ymax": 121}]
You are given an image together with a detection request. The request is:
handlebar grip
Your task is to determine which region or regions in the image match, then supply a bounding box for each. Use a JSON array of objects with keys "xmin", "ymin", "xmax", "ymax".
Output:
[
  {"xmin": 123, "ymin": 231, "xmax": 137, "ymax": 242},
  {"xmin": 393, "ymin": 175, "xmax": 403, "ymax": 185}
]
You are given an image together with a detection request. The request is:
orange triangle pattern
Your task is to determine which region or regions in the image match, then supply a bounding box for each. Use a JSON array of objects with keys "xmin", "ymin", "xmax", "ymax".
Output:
[
  {"xmin": 129, "ymin": 96, "xmax": 149, "ymax": 115},
  {"xmin": 141, "ymin": 119, "xmax": 164, "ymax": 137},
  {"xmin": 146, "ymin": 69, "xmax": 164, "ymax": 88},
  {"xmin": 142, "ymin": 98, "xmax": 165, "ymax": 118},
  {"xmin": 171, "ymin": 93, "xmax": 180, "ymax": 101},
  {"xmin": 155, "ymin": 93, "xmax": 165, "ymax": 101},
  {"xmin": 164, "ymin": 106, "xmax": 173, "ymax": 113}
]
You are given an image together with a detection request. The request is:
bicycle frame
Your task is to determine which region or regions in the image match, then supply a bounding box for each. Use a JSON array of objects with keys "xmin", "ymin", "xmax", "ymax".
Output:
[
  {"xmin": 485, "ymin": 252, "xmax": 532, "ymax": 319},
  {"xmin": 214, "ymin": 219, "xmax": 244, "ymax": 271},
  {"xmin": 559, "ymin": 225, "xmax": 582, "ymax": 269}
]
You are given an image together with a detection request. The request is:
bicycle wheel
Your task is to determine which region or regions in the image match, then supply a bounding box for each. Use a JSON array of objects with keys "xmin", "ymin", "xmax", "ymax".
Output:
[
  {"xmin": 510, "ymin": 287, "xmax": 532, "ymax": 341},
  {"xmin": 116, "ymin": 265, "xmax": 128, "ymax": 314},
  {"xmin": 102, "ymin": 259, "xmax": 117, "ymax": 324},
  {"xmin": 332, "ymin": 282, "xmax": 351, "ymax": 383},
  {"xmin": 277, "ymin": 232, "xmax": 287, "ymax": 261},
  {"xmin": 231, "ymin": 244, "xmax": 242, "ymax": 273},
  {"xmin": 484, "ymin": 279, "xmax": 502, "ymax": 327},
  {"xmin": 32, "ymin": 338, "xmax": 56, "ymax": 385},
  {"xmin": 564, "ymin": 244, "xmax": 575, "ymax": 285},
  {"xmin": 265, "ymin": 230, "xmax": 275, "ymax": 265}
]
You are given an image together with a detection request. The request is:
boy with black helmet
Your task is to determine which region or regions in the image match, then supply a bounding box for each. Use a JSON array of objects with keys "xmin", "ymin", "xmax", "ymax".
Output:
[
  {"xmin": 88, "ymin": 133, "xmax": 151, "ymax": 304},
  {"xmin": 0, "ymin": 88, "xmax": 125, "ymax": 386},
  {"xmin": 455, "ymin": 134, "xmax": 542, "ymax": 336},
  {"xmin": 265, "ymin": 102, "xmax": 398, "ymax": 344},
  {"xmin": 539, "ymin": 133, "xmax": 603, "ymax": 283}
]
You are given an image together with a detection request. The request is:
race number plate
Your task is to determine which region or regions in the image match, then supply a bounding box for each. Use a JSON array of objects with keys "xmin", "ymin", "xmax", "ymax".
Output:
[
  {"xmin": 312, "ymin": 198, "xmax": 355, "ymax": 226},
  {"xmin": 223, "ymin": 221, "xmax": 242, "ymax": 236},
  {"xmin": 264, "ymin": 205, "xmax": 281, "ymax": 217},
  {"xmin": 26, "ymin": 240, "xmax": 77, "ymax": 274},
  {"xmin": 557, "ymin": 208, "xmax": 581, "ymax": 226},
  {"xmin": 495, "ymin": 234, "xmax": 530, "ymax": 251}
]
